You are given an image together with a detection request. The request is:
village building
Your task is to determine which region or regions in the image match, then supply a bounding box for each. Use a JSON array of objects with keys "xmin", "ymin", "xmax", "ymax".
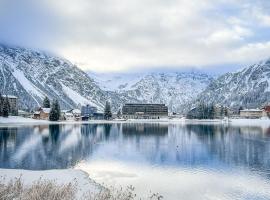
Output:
[
  {"xmin": 239, "ymin": 109, "xmax": 263, "ymax": 119},
  {"xmin": 18, "ymin": 110, "xmax": 32, "ymax": 118},
  {"xmin": 122, "ymin": 103, "xmax": 168, "ymax": 119},
  {"xmin": 92, "ymin": 112, "xmax": 104, "ymax": 120},
  {"xmin": 262, "ymin": 105, "xmax": 270, "ymax": 118},
  {"xmin": 81, "ymin": 105, "xmax": 98, "ymax": 120},
  {"xmin": 6, "ymin": 95, "xmax": 18, "ymax": 116},
  {"xmin": 32, "ymin": 108, "xmax": 51, "ymax": 120},
  {"xmin": 72, "ymin": 109, "xmax": 81, "ymax": 118},
  {"xmin": 61, "ymin": 109, "xmax": 81, "ymax": 121}
]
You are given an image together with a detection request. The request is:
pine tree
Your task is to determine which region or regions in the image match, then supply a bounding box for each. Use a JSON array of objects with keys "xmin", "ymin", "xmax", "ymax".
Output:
[
  {"xmin": 238, "ymin": 106, "xmax": 243, "ymax": 115},
  {"xmin": 117, "ymin": 109, "xmax": 121, "ymax": 118},
  {"xmin": 49, "ymin": 99, "xmax": 61, "ymax": 121},
  {"xmin": 2, "ymin": 96, "xmax": 9, "ymax": 118},
  {"xmin": 104, "ymin": 101, "xmax": 112, "ymax": 120},
  {"xmin": 224, "ymin": 107, "xmax": 228, "ymax": 117},
  {"xmin": 220, "ymin": 105, "xmax": 224, "ymax": 118},
  {"xmin": 198, "ymin": 102, "xmax": 205, "ymax": 119},
  {"xmin": 43, "ymin": 96, "xmax": 51, "ymax": 108},
  {"xmin": 208, "ymin": 104, "xmax": 215, "ymax": 119}
]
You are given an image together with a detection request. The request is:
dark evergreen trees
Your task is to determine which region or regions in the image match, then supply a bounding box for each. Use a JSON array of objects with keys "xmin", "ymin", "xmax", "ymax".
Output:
[
  {"xmin": 224, "ymin": 107, "xmax": 228, "ymax": 117},
  {"xmin": 187, "ymin": 103, "xmax": 230, "ymax": 119},
  {"xmin": 117, "ymin": 109, "xmax": 121, "ymax": 118},
  {"xmin": 49, "ymin": 99, "xmax": 61, "ymax": 121},
  {"xmin": 104, "ymin": 101, "xmax": 112, "ymax": 120},
  {"xmin": 2, "ymin": 96, "xmax": 10, "ymax": 118},
  {"xmin": 238, "ymin": 106, "xmax": 243, "ymax": 115},
  {"xmin": 43, "ymin": 96, "xmax": 51, "ymax": 108},
  {"xmin": 219, "ymin": 105, "xmax": 224, "ymax": 119},
  {"xmin": 208, "ymin": 104, "xmax": 215, "ymax": 119}
]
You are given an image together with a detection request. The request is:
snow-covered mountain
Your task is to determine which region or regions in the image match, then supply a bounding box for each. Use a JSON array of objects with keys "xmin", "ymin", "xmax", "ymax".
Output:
[
  {"xmin": 90, "ymin": 72, "xmax": 214, "ymax": 113},
  {"xmin": 0, "ymin": 43, "xmax": 213, "ymax": 113},
  {"xmin": 0, "ymin": 44, "xmax": 137, "ymax": 111},
  {"xmin": 198, "ymin": 59, "xmax": 270, "ymax": 109}
]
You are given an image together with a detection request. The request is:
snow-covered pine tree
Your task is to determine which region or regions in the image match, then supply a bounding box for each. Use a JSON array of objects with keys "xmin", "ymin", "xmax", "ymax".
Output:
[
  {"xmin": 117, "ymin": 109, "xmax": 121, "ymax": 118},
  {"xmin": 104, "ymin": 101, "xmax": 112, "ymax": 120},
  {"xmin": 49, "ymin": 99, "xmax": 61, "ymax": 121},
  {"xmin": 43, "ymin": 96, "xmax": 51, "ymax": 108}
]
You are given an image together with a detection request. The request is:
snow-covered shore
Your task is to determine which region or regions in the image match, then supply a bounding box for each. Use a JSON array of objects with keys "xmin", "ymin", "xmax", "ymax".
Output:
[
  {"xmin": 1, "ymin": 116, "xmax": 270, "ymax": 126},
  {"xmin": 0, "ymin": 116, "xmax": 49, "ymax": 124},
  {"xmin": 0, "ymin": 168, "xmax": 103, "ymax": 199}
]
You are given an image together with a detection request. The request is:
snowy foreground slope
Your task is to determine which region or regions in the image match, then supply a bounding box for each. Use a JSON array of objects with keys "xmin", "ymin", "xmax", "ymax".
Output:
[
  {"xmin": 89, "ymin": 72, "xmax": 213, "ymax": 113},
  {"xmin": 0, "ymin": 168, "xmax": 102, "ymax": 199},
  {"xmin": 198, "ymin": 59, "xmax": 270, "ymax": 109},
  {"xmin": 0, "ymin": 44, "xmax": 138, "ymax": 111}
]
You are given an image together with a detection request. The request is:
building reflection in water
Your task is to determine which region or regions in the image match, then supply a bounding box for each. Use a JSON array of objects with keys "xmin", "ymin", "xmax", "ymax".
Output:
[{"xmin": 0, "ymin": 123, "xmax": 269, "ymax": 175}]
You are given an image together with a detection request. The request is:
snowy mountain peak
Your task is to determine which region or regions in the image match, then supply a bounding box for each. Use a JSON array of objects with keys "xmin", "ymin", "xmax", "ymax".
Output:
[
  {"xmin": 89, "ymin": 71, "xmax": 213, "ymax": 113},
  {"xmin": 0, "ymin": 44, "xmax": 110, "ymax": 111}
]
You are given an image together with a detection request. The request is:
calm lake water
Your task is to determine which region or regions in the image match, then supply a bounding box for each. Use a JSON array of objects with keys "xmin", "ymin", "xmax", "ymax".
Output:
[{"xmin": 1, "ymin": 122, "xmax": 270, "ymax": 199}]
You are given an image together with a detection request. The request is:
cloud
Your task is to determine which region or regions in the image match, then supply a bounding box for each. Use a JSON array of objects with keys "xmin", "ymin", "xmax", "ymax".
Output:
[{"xmin": 0, "ymin": 0, "xmax": 270, "ymax": 72}]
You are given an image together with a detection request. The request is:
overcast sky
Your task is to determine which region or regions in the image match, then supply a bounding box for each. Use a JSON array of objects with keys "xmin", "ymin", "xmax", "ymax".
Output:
[{"xmin": 0, "ymin": 0, "xmax": 270, "ymax": 73}]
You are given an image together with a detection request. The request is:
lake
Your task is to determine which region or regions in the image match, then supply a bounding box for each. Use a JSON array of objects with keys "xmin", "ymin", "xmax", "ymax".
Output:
[{"xmin": 1, "ymin": 122, "xmax": 270, "ymax": 199}]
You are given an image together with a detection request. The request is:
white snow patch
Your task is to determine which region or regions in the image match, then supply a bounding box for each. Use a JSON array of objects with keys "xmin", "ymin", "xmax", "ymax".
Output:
[
  {"xmin": 10, "ymin": 66, "xmax": 44, "ymax": 100},
  {"xmin": 0, "ymin": 116, "xmax": 47, "ymax": 124},
  {"xmin": 61, "ymin": 83, "xmax": 98, "ymax": 108}
]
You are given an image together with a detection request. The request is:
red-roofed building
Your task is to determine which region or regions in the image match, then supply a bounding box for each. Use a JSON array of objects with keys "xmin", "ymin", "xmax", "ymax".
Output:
[{"xmin": 262, "ymin": 105, "xmax": 270, "ymax": 118}]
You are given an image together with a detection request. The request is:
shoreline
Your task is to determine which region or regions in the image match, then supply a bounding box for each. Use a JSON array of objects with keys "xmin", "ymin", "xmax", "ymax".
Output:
[{"xmin": 1, "ymin": 116, "xmax": 270, "ymax": 126}]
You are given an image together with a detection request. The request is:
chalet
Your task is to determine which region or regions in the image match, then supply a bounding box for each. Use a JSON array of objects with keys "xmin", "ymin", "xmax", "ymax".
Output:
[
  {"xmin": 61, "ymin": 109, "xmax": 81, "ymax": 121},
  {"xmin": 33, "ymin": 108, "xmax": 51, "ymax": 120}
]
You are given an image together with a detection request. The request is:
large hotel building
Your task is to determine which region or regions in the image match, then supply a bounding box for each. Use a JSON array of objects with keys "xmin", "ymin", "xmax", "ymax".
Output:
[{"xmin": 122, "ymin": 103, "xmax": 168, "ymax": 119}]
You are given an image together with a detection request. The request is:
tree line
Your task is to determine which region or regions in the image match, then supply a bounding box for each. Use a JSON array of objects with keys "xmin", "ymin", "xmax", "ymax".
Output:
[
  {"xmin": 42, "ymin": 96, "xmax": 61, "ymax": 121},
  {"xmin": 186, "ymin": 102, "xmax": 229, "ymax": 119},
  {"xmin": 43, "ymin": 97, "xmax": 113, "ymax": 121}
]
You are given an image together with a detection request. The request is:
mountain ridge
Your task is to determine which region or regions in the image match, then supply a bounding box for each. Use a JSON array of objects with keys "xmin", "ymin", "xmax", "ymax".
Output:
[
  {"xmin": 0, "ymin": 44, "xmax": 136, "ymax": 111},
  {"xmin": 197, "ymin": 58, "xmax": 270, "ymax": 109},
  {"xmin": 89, "ymin": 71, "xmax": 214, "ymax": 113}
]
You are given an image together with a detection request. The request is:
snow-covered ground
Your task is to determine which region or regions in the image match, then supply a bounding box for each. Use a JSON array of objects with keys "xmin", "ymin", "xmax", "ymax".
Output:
[
  {"xmin": 0, "ymin": 168, "xmax": 102, "ymax": 199},
  {"xmin": 230, "ymin": 118, "xmax": 270, "ymax": 126},
  {"xmin": 0, "ymin": 116, "xmax": 49, "ymax": 124},
  {"xmin": 1, "ymin": 116, "xmax": 270, "ymax": 126},
  {"xmin": 0, "ymin": 116, "xmax": 47, "ymax": 124}
]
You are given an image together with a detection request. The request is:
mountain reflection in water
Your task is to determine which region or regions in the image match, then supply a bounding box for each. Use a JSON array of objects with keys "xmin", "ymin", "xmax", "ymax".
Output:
[{"xmin": 0, "ymin": 123, "xmax": 270, "ymax": 175}]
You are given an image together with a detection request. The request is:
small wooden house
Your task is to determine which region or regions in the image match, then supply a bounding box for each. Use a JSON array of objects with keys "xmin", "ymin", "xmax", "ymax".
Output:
[{"xmin": 33, "ymin": 108, "xmax": 51, "ymax": 120}]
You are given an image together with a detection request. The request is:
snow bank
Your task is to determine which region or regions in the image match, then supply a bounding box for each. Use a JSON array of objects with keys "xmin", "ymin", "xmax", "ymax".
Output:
[
  {"xmin": 230, "ymin": 118, "xmax": 270, "ymax": 126},
  {"xmin": 1, "ymin": 116, "xmax": 270, "ymax": 126},
  {"xmin": 0, "ymin": 168, "xmax": 102, "ymax": 199},
  {"xmin": 0, "ymin": 116, "xmax": 50, "ymax": 124}
]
